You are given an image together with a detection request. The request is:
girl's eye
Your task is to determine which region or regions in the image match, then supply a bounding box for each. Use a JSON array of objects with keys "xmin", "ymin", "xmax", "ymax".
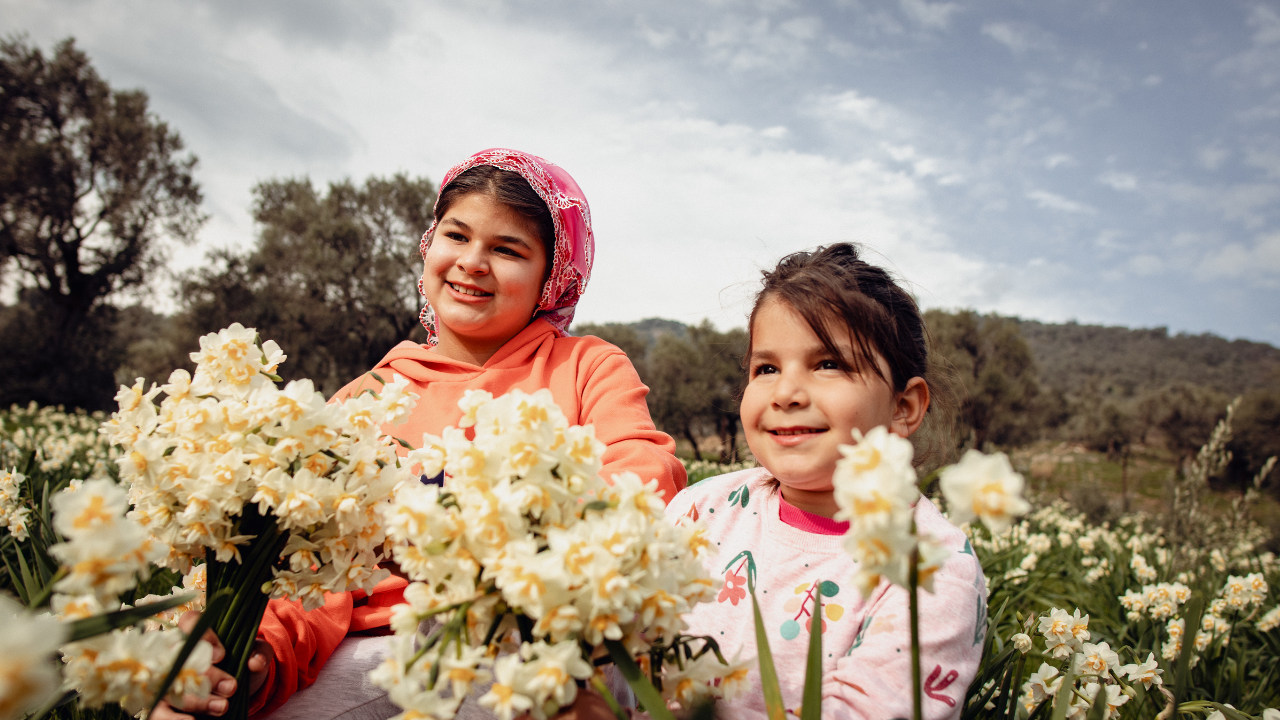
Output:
[
  {"xmin": 445, "ymin": 232, "xmax": 467, "ymax": 242},
  {"xmin": 751, "ymin": 363, "xmax": 778, "ymax": 377},
  {"xmin": 495, "ymin": 246, "xmax": 524, "ymax": 258},
  {"xmin": 818, "ymin": 359, "xmax": 842, "ymax": 371}
]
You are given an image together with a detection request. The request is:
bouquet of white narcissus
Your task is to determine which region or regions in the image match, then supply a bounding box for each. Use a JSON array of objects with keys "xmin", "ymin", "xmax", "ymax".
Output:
[
  {"xmin": 103, "ymin": 323, "xmax": 419, "ymax": 719},
  {"xmin": 371, "ymin": 389, "xmax": 746, "ymax": 720}
]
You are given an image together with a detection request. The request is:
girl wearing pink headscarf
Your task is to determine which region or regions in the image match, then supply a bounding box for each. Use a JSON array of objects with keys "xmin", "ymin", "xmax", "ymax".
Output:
[{"xmin": 225, "ymin": 149, "xmax": 683, "ymax": 720}]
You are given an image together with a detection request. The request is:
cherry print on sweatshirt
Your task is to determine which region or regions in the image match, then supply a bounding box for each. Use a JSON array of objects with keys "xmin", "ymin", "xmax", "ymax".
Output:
[{"xmin": 781, "ymin": 579, "xmax": 844, "ymax": 640}]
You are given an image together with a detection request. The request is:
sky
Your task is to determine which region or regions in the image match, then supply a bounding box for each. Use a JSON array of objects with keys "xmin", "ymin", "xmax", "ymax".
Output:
[{"xmin": 5, "ymin": 0, "xmax": 1280, "ymax": 343}]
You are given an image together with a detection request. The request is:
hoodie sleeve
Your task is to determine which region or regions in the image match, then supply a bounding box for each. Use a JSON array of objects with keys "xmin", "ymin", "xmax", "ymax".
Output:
[
  {"xmin": 577, "ymin": 349, "xmax": 687, "ymax": 504},
  {"xmin": 247, "ymin": 593, "xmax": 353, "ymax": 717}
]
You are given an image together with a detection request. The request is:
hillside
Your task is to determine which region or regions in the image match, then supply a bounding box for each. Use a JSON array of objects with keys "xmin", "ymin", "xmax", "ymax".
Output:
[{"xmin": 1015, "ymin": 320, "xmax": 1280, "ymax": 397}]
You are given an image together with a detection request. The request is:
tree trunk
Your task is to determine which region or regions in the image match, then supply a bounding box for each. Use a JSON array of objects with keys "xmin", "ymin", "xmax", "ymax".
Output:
[
  {"xmin": 1121, "ymin": 448, "xmax": 1131, "ymax": 513},
  {"xmin": 682, "ymin": 424, "xmax": 703, "ymax": 462}
]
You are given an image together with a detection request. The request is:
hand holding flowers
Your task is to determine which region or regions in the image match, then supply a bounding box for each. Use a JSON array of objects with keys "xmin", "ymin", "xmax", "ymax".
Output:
[{"xmin": 106, "ymin": 324, "xmax": 421, "ymax": 720}]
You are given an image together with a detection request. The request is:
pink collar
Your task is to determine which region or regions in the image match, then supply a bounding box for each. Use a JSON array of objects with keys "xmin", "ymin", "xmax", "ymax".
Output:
[{"xmin": 778, "ymin": 495, "xmax": 850, "ymax": 535}]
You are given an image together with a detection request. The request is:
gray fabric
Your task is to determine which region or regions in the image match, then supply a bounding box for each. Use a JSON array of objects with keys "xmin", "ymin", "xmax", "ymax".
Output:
[{"xmin": 260, "ymin": 635, "xmax": 637, "ymax": 720}]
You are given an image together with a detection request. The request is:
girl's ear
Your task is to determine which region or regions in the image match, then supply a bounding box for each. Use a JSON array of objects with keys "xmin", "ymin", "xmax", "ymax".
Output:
[{"xmin": 891, "ymin": 377, "xmax": 930, "ymax": 438}]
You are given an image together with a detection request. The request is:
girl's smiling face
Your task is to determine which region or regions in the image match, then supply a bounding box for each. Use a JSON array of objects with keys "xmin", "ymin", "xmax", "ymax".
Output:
[
  {"xmin": 741, "ymin": 297, "xmax": 927, "ymax": 496},
  {"xmin": 422, "ymin": 192, "xmax": 549, "ymax": 364}
]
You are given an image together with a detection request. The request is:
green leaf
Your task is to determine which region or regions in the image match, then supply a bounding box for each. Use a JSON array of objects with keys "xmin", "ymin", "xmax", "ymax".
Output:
[
  {"xmin": 603, "ymin": 639, "xmax": 677, "ymax": 720},
  {"xmin": 1173, "ymin": 594, "xmax": 1204, "ymax": 705},
  {"xmin": 368, "ymin": 371, "xmax": 387, "ymax": 385},
  {"xmin": 148, "ymin": 588, "xmax": 233, "ymax": 718},
  {"xmin": 740, "ymin": 487, "xmax": 750, "ymax": 507},
  {"xmin": 1084, "ymin": 684, "xmax": 1107, "ymax": 720},
  {"xmin": 14, "ymin": 544, "xmax": 38, "ymax": 604},
  {"xmin": 66, "ymin": 592, "xmax": 198, "ymax": 642},
  {"xmin": 2, "ymin": 550, "xmax": 29, "ymax": 604},
  {"xmin": 1204, "ymin": 702, "xmax": 1251, "ymax": 720},
  {"xmin": 751, "ymin": 587, "xmax": 787, "ymax": 720},
  {"xmin": 1049, "ymin": 664, "xmax": 1077, "ymax": 720},
  {"xmin": 24, "ymin": 688, "xmax": 77, "ymax": 720},
  {"xmin": 26, "ymin": 567, "xmax": 67, "ymax": 609},
  {"xmin": 590, "ymin": 675, "xmax": 631, "ymax": 720},
  {"xmin": 801, "ymin": 585, "xmax": 823, "ymax": 720},
  {"xmin": 394, "ymin": 436, "xmax": 414, "ymax": 450}
]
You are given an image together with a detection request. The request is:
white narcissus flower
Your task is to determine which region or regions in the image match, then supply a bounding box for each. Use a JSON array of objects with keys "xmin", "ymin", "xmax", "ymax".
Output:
[
  {"xmin": 832, "ymin": 426, "xmax": 917, "ymax": 532},
  {"xmin": 1121, "ymin": 652, "xmax": 1163, "ymax": 688},
  {"xmin": 1259, "ymin": 605, "xmax": 1280, "ymax": 632},
  {"xmin": 939, "ymin": 449, "xmax": 1031, "ymax": 534},
  {"xmin": 1038, "ymin": 608, "xmax": 1089, "ymax": 658},
  {"xmin": 478, "ymin": 655, "xmax": 535, "ymax": 720},
  {"xmin": 832, "ymin": 426, "xmax": 929, "ymax": 599},
  {"xmin": 365, "ymin": 388, "xmax": 735, "ymax": 719},
  {"xmin": 61, "ymin": 627, "xmax": 212, "ymax": 716},
  {"xmin": 520, "ymin": 640, "xmax": 593, "ymax": 712},
  {"xmin": 0, "ymin": 469, "xmax": 32, "ymax": 541},
  {"xmin": 48, "ymin": 478, "xmax": 168, "ymax": 604},
  {"xmin": 1082, "ymin": 682, "xmax": 1129, "ymax": 719},
  {"xmin": 1026, "ymin": 663, "xmax": 1061, "ymax": 703},
  {"xmin": 0, "ymin": 593, "xmax": 65, "ymax": 720},
  {"xmin": 1080, "ymin": 642, "xmax": 1120, "ymax": 675}
]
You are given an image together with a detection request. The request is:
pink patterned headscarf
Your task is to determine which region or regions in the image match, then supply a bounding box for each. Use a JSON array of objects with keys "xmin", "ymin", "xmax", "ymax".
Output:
[{"xmin": 416, "ymin": 148, "xmax": 595, "ymax": 347}]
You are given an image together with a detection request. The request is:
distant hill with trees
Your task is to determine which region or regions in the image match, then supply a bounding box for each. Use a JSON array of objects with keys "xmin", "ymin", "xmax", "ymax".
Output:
[
  {"xmin": 574, "ymin": 314, "xmax": 1280, "ymax": 491},
  {"xmin": 1015, "ymin": 320, "xmax": 1280, "ymax": 398}
]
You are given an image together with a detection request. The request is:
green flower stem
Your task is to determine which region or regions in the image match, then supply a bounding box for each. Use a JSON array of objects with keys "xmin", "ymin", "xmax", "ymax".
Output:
[{"xmin": 909, "ymin": 543, "xmax": 922, "ymax": 720}]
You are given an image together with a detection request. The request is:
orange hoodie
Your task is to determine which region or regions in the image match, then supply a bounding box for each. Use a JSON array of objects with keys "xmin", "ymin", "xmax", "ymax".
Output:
[{"xmin": 249, "ymin": 319, "xmax": 685, "ymax": 715}]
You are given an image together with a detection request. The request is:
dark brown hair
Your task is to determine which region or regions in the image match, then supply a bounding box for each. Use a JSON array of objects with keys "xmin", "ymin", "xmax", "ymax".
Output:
[
  {"xmin": 434, "ymin": 165, "xmax": 555, "ymax": 267},
  {"xmin": 748, "ymin": 243, "xmax": 956, "ymax": 468}
]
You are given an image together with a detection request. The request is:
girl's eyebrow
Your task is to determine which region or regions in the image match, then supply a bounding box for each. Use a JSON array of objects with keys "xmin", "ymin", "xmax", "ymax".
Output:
[
  {"xmin": 495, "ymin": 234, "xmax": 535, "ymax": 250},
  {"xmin": 441, "ymin": 217, "xmax": 536, "ymax": 251},
  {"xmin": 749, "ymin": 349, "xmax": 779, "ymax": 362}
]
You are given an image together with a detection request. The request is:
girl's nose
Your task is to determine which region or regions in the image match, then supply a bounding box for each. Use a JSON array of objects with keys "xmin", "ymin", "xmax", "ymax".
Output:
[
  {"xmin": 456, "ymin": 243, "xmax": 489, "ymax": 275},
  {"xmin": 771, "ymin": 370, "xmax": 808, "ymax": 408}
]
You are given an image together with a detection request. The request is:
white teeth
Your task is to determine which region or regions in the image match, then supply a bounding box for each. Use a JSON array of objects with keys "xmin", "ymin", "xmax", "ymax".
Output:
[{"xmin": 449, "ymin": 282, "xmax": 490, "ymax": 297}]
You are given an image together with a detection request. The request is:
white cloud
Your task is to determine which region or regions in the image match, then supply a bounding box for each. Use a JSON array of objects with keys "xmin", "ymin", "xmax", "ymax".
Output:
[
  {"xmin": 981, "ymin": 21, "xmax": 1045, "ymax": 54},
  {"xmin": 1199, "ymin": 232, "xmax": 1280, "ymax": 285},
  {"xmin": 1142, "ymin": 74, "xmax": 1162, "ymax": 87},
  {"xmin": 1098, "ymin": 171, "xmax": 1138, "ymax": 191},
  {"xmin": 809, "ymin": 90, "xmax": 902, "ymax": 132},
  {"xmin": 1, "ymin": 0, "xmax": 1010, "ymax": 329},
  {"xmin": 899, "ymin": 0, "xmax": 960, "ymax": 30},
  {"xmin": 1128, "ymin": 254, "xmax": 1164, "ymax": 276},
  {"xmin": 1044, "ymin": 153, "xmax": 1074, "ymax": 169},
  {"xmin": 1200, "ymin": 142, "xmax": 1230, "ymax": 171},
  {"xmin": 1027, "ymin": 190, "xmax": 1097, "ymax": 214}
]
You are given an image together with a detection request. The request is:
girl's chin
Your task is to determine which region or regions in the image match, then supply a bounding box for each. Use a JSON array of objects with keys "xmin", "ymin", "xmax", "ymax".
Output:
[{"xmin": 773, "ymin": 475, "xmax": 835, "ymax": 494}]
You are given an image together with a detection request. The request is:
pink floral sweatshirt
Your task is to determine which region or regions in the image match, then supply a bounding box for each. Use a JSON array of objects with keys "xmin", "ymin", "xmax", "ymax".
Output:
[{"xmin": 665, "ymin": 468, "xmax": 987, "ymax": 719}]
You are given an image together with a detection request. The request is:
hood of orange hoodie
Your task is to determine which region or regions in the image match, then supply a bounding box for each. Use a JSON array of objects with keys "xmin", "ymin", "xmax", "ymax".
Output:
[{"xmin": 371, "ymin": 318, "xmax": 560, "ymax": 384}]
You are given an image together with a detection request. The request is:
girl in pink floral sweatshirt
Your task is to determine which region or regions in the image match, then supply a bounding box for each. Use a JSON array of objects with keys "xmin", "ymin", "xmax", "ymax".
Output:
[{"xmin": 665, "ymin": 244, "xmax": 986, "ymax": 719}]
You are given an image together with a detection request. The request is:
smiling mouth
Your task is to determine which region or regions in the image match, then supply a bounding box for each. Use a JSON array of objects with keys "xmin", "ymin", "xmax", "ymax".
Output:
[
  {"xmin": 448, "ymin": 281, "xmax": 493, "ymax": 297},
  {"xmin": 769, "ymin": 427, "xmax": 827, "ymax": 436}
]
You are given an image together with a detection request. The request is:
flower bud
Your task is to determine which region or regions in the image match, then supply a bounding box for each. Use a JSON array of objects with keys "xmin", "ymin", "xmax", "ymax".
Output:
[{"xmin": 1012, "ymin": 633, "xmax": 1033, "ymax": 653}]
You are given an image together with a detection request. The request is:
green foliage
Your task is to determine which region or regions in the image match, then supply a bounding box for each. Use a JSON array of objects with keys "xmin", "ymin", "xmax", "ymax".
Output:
[
  {"xmin": 176, "ymin": 174, "xmax": 436, "ymax": 396},
  {"xmin": 577, "ymin": 319, "xmax": 748, "ymax": 463},
  {"xmin": 0, "ymin": 37, "xmax": 203, "ymax": 411},
  {"xmin": 926, "ymin": 310, "xmax": 1053, "ymax": 450},
  {"xmin": 1018, "ymin": 321, "xmax": 1280, "ymax": 400}
]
